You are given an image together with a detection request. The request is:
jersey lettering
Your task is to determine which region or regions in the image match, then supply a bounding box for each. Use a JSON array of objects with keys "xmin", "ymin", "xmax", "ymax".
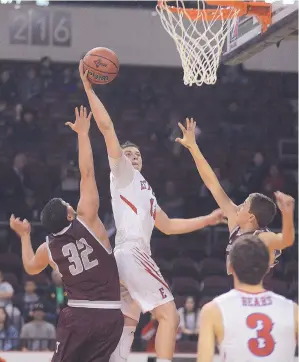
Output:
[
  {"xmin": 62, "ymin": 238, "xmax": 99, "ymax": 276},
  {"xmin": 140, "ymin": 180, "xmax": 152, "ymax": 192},
  {"xmin": 140, "ymin": 180, "xmax": 147, "ymax": 190},
  {"xmin": 246, "ymin": 313, "xmax": 275, "ymax": 357},
  {"xmin": 159, "ymin": 287, "xmax": 167, "ymax": 299}
]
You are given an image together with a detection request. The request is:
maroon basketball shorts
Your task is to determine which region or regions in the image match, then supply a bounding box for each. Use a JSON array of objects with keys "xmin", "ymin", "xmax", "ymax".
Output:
[{"xmin": 52, "ymin": 307, "xmax": 124, "ymax": 362}]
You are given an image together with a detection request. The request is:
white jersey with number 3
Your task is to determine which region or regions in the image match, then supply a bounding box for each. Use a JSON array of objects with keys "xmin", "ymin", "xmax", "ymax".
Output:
[
  {"xmin": 110, "ymin": 155, "xmax": 159, "ymax": 255},
  {"xmin": 214, "ymin": 289, "xmax": 296, "ymax": 362}
]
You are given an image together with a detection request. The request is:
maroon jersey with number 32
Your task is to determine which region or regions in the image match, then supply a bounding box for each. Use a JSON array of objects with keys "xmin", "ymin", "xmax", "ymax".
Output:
[{"xmin": 47, "ymin": 217, "xmax": 120, "ymax": 302}]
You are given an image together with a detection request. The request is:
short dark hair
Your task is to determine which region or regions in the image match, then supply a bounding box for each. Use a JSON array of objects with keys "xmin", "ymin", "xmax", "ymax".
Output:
[
  {"xmin": 121, "ymin": 141, "xmax": 139, "ymax": 150},
  {"xmin": 40, "ymin": 198, "xmax": 70, "ymax": 234},
  {"xmin": 249, "ymin": 193, "xmax": 277, "ymax": 228},
  {"xmin": 230, "ymin": 235, "xmax": 270, "ymax": 285}
]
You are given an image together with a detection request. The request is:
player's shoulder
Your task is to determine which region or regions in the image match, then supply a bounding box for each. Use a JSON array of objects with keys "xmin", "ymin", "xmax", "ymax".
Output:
[
  {"xmin": 200, "ymin": 300, "xmax": 217, "ymax": 316},
  {"xmin": 268, "ymin": 290, "xmax": 293, "ymax": 303},
  {"xmin": 266, "ymin": 290, "xmax": 295, "ymax": 311},
  {"xmin": 110, "ymin": 166, "xmax": 139, "ymax": 188},
  {"xmin": 200, "ymin": 300, "xmax": 222, "ymax": 324},
  {"xmin": 258, "ymin": 230, "xmax": 278, "ymax": 240},
  {"xmin": 213, "ymin": 289, "xmax": 237, "ymax": 304},
  {"xmin": 258, "ymin": 231, "xmax": 282, "ymax": 247},
  {"xmin": 37, "ymin": 241, "xmax": 50, "ymax": 253},
  {"xmin": 134, "ymin": 168, "xmax": 146, "ymax": 180}
]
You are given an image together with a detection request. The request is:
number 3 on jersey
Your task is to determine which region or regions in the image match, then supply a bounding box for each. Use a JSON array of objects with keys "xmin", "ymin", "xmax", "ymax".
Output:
[{"xmin": 246, "ymin": 313, "xmax": 275, "ymax": 357}]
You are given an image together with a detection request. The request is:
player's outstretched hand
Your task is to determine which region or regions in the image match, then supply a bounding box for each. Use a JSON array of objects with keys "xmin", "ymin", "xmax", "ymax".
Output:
[
  {"xmin": 79, "ymin": 59, "xmax": 92, "ymax": 91},
  {"xmin": 208, "ymin": 209, "xmax": 226, "ymax": 226},
  {"xmin": 175, "ymin": 117, "xmax": 197, "ymax": 149},
  {"xmin": 274, "ymin": 191, "xmax": 294, "ymax": 215},
  {"xmin": 10, "ymin": 215, "xmax": 31, "ymax": 238},
  {"xmin": 66, "ymin": 106, "xmax": 92, "ymax": 135}
]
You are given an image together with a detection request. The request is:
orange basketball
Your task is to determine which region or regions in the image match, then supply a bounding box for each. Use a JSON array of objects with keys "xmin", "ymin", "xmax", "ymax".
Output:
[{"xmin": 83, "ymin": 47, "xmax": 119, "ymax": 85}]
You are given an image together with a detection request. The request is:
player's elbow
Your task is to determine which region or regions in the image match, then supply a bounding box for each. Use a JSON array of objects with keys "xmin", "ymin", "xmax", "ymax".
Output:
[
  {"xmin": 100, "ymin": 121, "xmax": 115, "ymax": 135},
  {"xmin": 206, "ymin": 172, "xmax": 220, "ymax": 188},
  {"xmin": 281, "ymin": 227, "xmax": 295, "ymax": 248},
  {"xmin": 155, "ymin": 220, "xmax": 172, "ymax": 235},
  {"xmin": 283, "ymin": 235, "xmax": 295, "ymax": 248},
  {"xmin": 24, "ymin": 265, "xmax": 40, "ymax": 275},
  {"xmin": 80, "ymin": 169, "xmax": 94, "ymax": 180},
  {"xmin": 161, "ymin": 221, "xmax": 174, "ymax": 235},
  {"xmin": 162, "ymin": 228, "xmax": 172, "ymax": 236},
  {"xmin": 155, "ymin": 211, "xmax": 175, "ymax": 235}
]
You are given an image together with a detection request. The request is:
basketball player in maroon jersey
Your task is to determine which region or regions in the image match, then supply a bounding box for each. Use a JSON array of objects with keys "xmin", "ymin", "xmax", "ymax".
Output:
[
  {"xmin": 10, "ymin": 106, "xmax": 123, "ymax": 362},
  {"xmin": 176, "ymin": 118, "xmax": 295, "ymax": 270}
]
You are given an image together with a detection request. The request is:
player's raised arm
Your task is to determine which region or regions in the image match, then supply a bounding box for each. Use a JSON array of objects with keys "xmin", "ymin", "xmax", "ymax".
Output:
[
  {"xmin": 259, "ymin": 191, "xmax": 295, "ymax": 250},
  {"xmin": 176, "ymin": 118, "xmax": 238, "ymax": 231},
  {"xmin": 155, "ymin": 208, "xmax": 224, "ymax": 235},
  {"xmin": 79, "ymin": 59, "xmax": 122, "ymax": 159},
  {"xmin": 10, "ymin": 215, "xmax": 49, "ymax": 275},
  {"xmin": 79, "ymin": 60, "xmax": 134, "ymax": 188},
  {"xmin": 66, "ymin": 106, "xmax": 99, "ymax": 224}
]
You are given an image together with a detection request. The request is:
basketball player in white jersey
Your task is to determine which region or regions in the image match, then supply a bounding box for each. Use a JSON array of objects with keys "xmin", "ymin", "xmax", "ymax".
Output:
[
  {"xmin": 79, "ymin": 61, "xmax": 223, "ymax": 362},
  {"xmin": 197, "ymin": 234, "xmax": 298, "ymax": 362},
  {"xmin": 176, "ymin": 118, "xmax": 295, "ymax": 271}
]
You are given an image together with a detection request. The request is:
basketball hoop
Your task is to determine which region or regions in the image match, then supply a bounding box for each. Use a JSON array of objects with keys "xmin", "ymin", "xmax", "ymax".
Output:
[{"xmin": 156, "ymin": 1, "xmax": 272, "ymax": 86}]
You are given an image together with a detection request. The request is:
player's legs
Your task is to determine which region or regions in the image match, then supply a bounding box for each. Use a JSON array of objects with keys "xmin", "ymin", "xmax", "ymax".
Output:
[
  {"xmin": 152, "ymin": 301, "xmax": 179, "ymax": 361},
  {"xmin": 109, "ymin": 321, "xmax": 136, "ymax": 362},
  {"xmin": 52, "ymin": 307, "xmax": 80, "ymax": 362},
  {"xmin": 109, "ymin": 285, "xmax": 140, "ymax": 362},
  {"xmin": 53, "ymin": 307, "xmax": 123, "ymax": 362},
  {"xmin": 112, "ymin": 246, "xmax": 178, "ymax": 361},
  {"xmin": 87, "ymin": 309, "xmax": 124, "ymax": 362}
]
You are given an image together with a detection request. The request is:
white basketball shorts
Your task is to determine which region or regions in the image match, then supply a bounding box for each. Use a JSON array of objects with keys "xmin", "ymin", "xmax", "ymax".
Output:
[{"xmin": 114, "ymin": 244, "xmax": 174, "ymax": 322}]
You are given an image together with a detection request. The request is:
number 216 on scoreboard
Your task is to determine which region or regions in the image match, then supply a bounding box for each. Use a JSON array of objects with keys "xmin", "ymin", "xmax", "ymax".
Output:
[{"xmin": 9, "ymin": 8, "xmax": 71, "ymax": 47}]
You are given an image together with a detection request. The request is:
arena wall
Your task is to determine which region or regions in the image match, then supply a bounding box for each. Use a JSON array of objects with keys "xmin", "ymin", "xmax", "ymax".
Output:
[{"xmin": 0, "ymin": 3, "xmax": 296, "ymax": 71}]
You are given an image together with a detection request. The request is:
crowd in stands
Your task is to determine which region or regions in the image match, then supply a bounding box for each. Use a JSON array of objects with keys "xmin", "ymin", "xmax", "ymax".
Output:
[{"xmin": 0, "ymin": 57, "xmax": 297, "ymax": 352}]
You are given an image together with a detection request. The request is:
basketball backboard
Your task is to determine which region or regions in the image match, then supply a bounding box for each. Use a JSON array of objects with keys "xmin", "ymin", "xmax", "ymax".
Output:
[{"xmin": 222, "ymin": 1, "xmax": 298, "ymax": 65}]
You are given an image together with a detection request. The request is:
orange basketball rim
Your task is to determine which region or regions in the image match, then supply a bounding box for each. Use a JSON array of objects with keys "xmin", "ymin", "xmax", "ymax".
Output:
[{"xmin": 156, "ymin": 1, "xmax": 272, "ymax": 86}]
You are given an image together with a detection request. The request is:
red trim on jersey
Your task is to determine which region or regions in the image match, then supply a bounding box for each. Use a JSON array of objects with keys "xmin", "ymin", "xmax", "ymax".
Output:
[
  {"xmin": 120, "ymin": 195, "xmax": 137, "ymax": 214},
  {"xmin": 135, "ymin": 249, "xmax": 156, "ymax": 267},
  {"xmin": 235, "ymin": 288, "xmax": 268, "ymax": 295},
  {"xmin": 141, "ymin": 261, "xmax": 170, "ymax": 291},
  {"xmin": 133, "ymin": 249, "xmax": 170, "ymax": 291}
]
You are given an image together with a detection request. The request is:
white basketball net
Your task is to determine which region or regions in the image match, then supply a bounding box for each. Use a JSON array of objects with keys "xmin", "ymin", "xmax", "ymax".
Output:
[{"xmin": 156, "ymin": 1, "xmax": 240, "ymax": 86}]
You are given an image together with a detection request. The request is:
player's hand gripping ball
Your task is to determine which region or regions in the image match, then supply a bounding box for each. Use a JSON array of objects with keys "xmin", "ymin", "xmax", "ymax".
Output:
[{"xmin": 82, "ymin": 47, "xmax": 120, "ymax": 85}]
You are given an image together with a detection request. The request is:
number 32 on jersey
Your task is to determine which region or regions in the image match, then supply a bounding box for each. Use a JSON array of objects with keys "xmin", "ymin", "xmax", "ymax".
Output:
[
  {"xmin": 62, "ymin": 239, "xmax": 99, "ymax": 276},
  {"xmin": 247, "ymin": 313, "xmax": 275, "ymax": 357}
]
